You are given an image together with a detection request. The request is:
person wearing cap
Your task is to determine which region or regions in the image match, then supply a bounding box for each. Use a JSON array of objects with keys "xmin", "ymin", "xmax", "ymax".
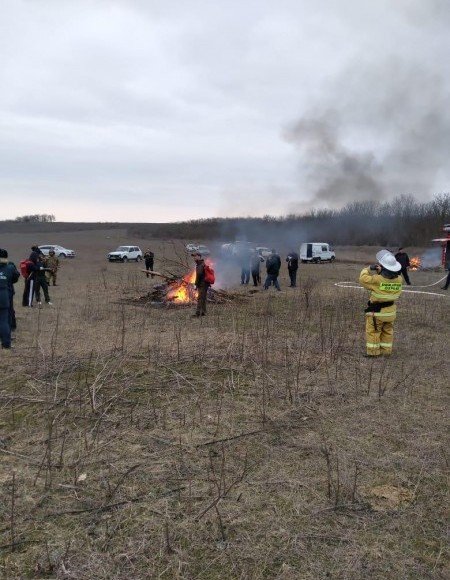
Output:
[
  {"xmin": 394, "ymin": 247, "xmax": 411, "ymax": 285},
  {"xmin": 192, "ymin": 252, "xmax": 209, "ymax": 317},
  {"xmin": 359, "ymin": 250, "xmax": 403, "ymax": 357},
  {"xmin": 44, "ymin": 250, "xmax": 59, "ymax": 286},
  {"xmin": 0, "ymin": 249, "xmax": 20, "ymax": 349}
]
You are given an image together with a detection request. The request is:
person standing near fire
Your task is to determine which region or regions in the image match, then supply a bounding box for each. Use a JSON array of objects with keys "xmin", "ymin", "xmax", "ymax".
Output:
[
  {"xmin": 44, "ymin": 249, "xmax": 59, "ymax": 286},
  {"xmin": 250, "ymin": 249, "xmax": 264, "ymax": 286},
  {"xmin": 193, "ymin": 252, "xmax": 209, "ymax": 317},
  {"xmin": 395, "ymin": 247, "xmax": 411, "ymax": 285},
  {"xmin": 264, "ymin": 249, "xmax": 282, "ymax": 291},
  {"xmin": 144, "ymin": 249, "xmax": 154, "ymax": 278},
  {"xmin": 286, "ymin": 251, "xmax": 299, "ymax": 287},
  {"xmin": 359, "ymin": 250, "xmax": 403, "ymax": 357},
  {"xmin": 239, "ymin": 246, "xmax": 251, "ymax": 285}
]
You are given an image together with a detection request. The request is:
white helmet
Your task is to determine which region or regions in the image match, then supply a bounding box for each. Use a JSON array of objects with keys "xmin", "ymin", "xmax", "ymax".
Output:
[{"xmin": 376, "ymin": 250, "xmax": 401, "ymax": 272}]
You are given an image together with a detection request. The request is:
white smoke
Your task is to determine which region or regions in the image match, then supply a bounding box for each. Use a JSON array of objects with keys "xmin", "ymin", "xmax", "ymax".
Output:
[{"xmin": 420, "ymin": 247, "xmax": 442, "ymax": 269}]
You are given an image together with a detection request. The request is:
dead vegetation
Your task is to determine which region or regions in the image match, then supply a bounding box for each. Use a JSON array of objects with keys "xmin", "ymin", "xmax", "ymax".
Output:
[{"xmin": 0, "ymin": 238, "xmax": 448, "ymax": 579}]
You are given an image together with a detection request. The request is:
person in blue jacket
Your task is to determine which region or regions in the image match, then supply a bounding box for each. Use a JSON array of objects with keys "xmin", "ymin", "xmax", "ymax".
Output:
[{"xmin": 0, "ymin": 249, "xmax": 19, "ymax": 349}]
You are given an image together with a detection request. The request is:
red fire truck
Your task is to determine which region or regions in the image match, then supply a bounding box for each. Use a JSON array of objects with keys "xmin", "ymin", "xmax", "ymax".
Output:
[{"xmin": 432, "ymin": 224, "xmax": 450, "ymax": 267}]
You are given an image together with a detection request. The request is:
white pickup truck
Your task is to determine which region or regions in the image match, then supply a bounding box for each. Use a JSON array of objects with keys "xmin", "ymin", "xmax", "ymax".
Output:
[{"xmin": 300, "ymin": 243, "xmax": 335, "ymax": 263}]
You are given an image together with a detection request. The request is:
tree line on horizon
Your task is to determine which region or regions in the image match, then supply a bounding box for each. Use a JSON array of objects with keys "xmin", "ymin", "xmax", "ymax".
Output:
[
  {"xmin": 128, "ymin": 193, "xmax": 449, "ymax": 247},
  {"xmin": 11, "ymin": 214, "xmax": 56, "ymax": 223}
]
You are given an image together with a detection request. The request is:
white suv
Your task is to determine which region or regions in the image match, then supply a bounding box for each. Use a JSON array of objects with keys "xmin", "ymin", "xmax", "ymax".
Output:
[{"xmin": 108, "ymin": 246, "xmax": 143, "ymax": 262}]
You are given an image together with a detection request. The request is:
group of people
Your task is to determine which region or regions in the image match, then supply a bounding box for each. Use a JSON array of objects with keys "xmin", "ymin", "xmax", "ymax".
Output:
[
  {"xmin": 239, "ymin": 249, "xmax": 299, "ymax": 290},
  {"xmin": 0, "ymin": 245, "xmax": 61, "ymax": 350},
  {"xmin": 22, "ymin": 245, "xmax": 59, "ymax": 307},
  {"xmin": 395, "ymin": 246, "xmax": 450, "ymax": 290}
]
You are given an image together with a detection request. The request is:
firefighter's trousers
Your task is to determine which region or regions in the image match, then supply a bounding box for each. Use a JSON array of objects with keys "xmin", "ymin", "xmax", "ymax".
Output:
[{"xmin": 365, "ymin": 314, "xmax": 395, "ymax": 356}]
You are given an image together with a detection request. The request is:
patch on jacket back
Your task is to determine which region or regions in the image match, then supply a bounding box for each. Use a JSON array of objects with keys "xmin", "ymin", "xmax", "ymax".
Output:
[{"xmin": 379, "ymin": 282, "xmax": 402, "ymax": 291}]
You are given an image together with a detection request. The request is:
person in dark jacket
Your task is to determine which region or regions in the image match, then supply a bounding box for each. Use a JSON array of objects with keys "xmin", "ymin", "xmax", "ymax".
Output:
[
  {"xmin": 7, "ymin": 259, "xmax": 19, "ymax": 331},
  {"xmin": 193, "ymin": 252, "xmax": 209, "ymax": 316},
  {"xmin": 34, "ymin": 256, "xmax": 52, "ymax": 305},
  {"xmin": 442, "ymin": 256, "xmax": 450, "ymax": 290},
  {"xmin": 22, "ymin": 247, "xmax": 41, "ymax": 307},
  {"xmin": 264, "ymin": 249, "xmax": 282, "ymax": 291},
  {"xmin": 29, "ymin": 245, "xmax": 43, "ymax": 263},
  {"xmin": 250, "ymin": 249, "xmax": 264, "ymax": 286},
  {"xmin": 395, "ymin": 248, "xmax": 411, "ymax": 285},
  {"xmin": 286, "ymin": 251, "xmax": 299, "ymax": 287},
  {"xmin": 441, "ymin": 269, "xmax": 450, "ymax": 290},
  {"xmin": 0, "ymin": 249, "xmax": 19, "ymax": 349},
  {"xmin": 144, "ymin": 249, "xmax": 154, "ymax": 278}
]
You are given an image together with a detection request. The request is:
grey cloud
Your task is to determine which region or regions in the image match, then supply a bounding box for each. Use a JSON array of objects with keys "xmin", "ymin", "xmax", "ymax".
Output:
[{"xmin": 0, "ymin": 0, "xmax": 449, "ymax": 221}]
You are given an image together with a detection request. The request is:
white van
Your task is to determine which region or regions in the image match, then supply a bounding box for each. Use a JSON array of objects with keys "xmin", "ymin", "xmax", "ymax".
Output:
[{"xmin": 300, "ymin": 243, "xmax": 335, "ymax": 263}]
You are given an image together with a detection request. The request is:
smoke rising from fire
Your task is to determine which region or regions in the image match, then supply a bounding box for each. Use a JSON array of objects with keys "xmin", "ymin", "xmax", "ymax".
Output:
[
  {"xmin": 285, "ymin": 56, "xmax": 450, "ymax": 209},
  {"xmin": 420, "ymin": 247, "xmax": 442, "ymax": 270}
]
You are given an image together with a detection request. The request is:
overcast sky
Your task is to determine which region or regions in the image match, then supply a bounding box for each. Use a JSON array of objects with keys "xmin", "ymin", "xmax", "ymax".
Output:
[{"xmin": 1, "ymin": 0, "xmax": 449, "ymax": 222}]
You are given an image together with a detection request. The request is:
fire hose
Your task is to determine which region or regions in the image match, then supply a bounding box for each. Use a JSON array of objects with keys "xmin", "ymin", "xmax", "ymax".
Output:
[
  {"xmin": 335, "ymin": 274, "xmax": 448, "ymax": 298},
  {"xmin": 403, "ymin": 274, "xmax": 448, "ymax": 289}
]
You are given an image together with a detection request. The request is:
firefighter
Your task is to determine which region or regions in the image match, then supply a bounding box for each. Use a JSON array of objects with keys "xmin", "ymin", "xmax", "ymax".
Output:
[
  {"xmin": 286, "ymin": 251, "xmax": 299, "ymax": 287},
  {"xmin": 359, "ymin": 250, "xmax": 402, "ymax": 357},
  {"xmin": 0, "ymin": 249, "xmax": 19, "ymax": 349},
  {"xmin": 264, "ymin": 249, "xmax": 282, "ymax": 291},
  {"xmin": 394, "ymin": 247, "xmax": 411, "ymax": 285},
  {"xmin": 192, "ymin": 252, "xmax": 209, "ymax": 317},
  {"xmin": 45, "ymin": 250, "xmax": 59, "ymax": 286},
  {"xmin": 144, "ymin": 249, "xmax": 154, "ymax": 278}
]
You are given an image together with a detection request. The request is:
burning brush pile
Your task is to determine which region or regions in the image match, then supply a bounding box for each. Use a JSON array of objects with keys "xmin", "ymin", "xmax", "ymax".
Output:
[
  {"xmin": 132, "ymin": 269, "xmax": 245, "ymax": 307},
  {"xmin": 409, "ymin": 256, "xmax": 421, "ymax": 271}
]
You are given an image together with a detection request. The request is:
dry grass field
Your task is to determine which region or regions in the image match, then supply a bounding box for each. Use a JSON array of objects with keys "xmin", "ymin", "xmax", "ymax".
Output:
[{"xmin": 0, "ymin": 230, "xmax": 448, "ymax": 579}]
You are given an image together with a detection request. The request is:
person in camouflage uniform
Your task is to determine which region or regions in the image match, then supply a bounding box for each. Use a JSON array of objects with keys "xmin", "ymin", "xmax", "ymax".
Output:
[{"xmin": 45, "ymin": 250, "xmax": 59, "ymax": 286}]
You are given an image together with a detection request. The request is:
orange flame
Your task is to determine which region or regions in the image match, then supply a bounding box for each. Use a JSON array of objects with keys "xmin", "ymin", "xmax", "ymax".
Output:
[
  {"xmin": 167, "ymin": 269, "xmax": 198, "ymax": 303},
  {"xmin": 410, "ymin": 256, "xmax": 421, "ymax": 271}
]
